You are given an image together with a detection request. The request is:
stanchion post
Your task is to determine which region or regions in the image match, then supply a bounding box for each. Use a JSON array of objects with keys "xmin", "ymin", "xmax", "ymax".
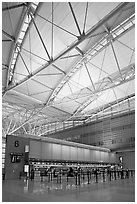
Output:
[
  {"xmin": 103, "ymin": 171, "xmax": 105, "ymax": 182},
  {"xmin": 111, "ymin": 171, "xmax": 113, "ymax": 179},
  {"xmin": 121, "ymin": 170, "xmax": 124, "ymax": 179},
  {"xmin": 95, "ymin": 171, "xmax": 98, "ymax": 183},
  {"xmin": 78, "ymin": 172, "xmax": 80, "ymax": 185},
  {"xmin": 41, "ymin": 175, "xmax": 43, "ymax": 182},
  {"xmin": 60, "ymin": 171, "xmax": 61, "ymax": 183},
  {"xmin": 67, "ymin": 173, "xmax": 69, "ymax": 182},
  {"xmin": 83, "ymin": 172, "xmax": 84, "ymax": 180},
  {"xmin": 114, "ymin": 170, "xmax": 116, "ymax": 180},
  {"xmin": 110, "ymin": 171, "xmax": 111, "ymax": 181},
  {"xmin": 117, "ymin": 171, "xmax": 119, "ymax": 178},
  {"xmin": 90, "ymin": 171, "xmax": 91, "ymax": 180},
  {"xmin": 75, "ymin": 173, "xmax": 78, "ymax": 185},
  {"xmin": 48, "ymin": 172, "xmax": 50, "ymax": 182},
  {"xmin": 126, "ymin": 169, "xmax": 129, "ymax": 179},
  {"xmin": 51, "ymin": 171, "xmax": 52, "ymax": 181},
  {"xmin": 87, "ymin": 171, "xmax": 90, "ymax": 184}
]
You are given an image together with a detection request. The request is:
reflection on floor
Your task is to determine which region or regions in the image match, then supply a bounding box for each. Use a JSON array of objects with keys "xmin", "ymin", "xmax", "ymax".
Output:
[{"xmin": 2, "ymin": 176, "xmax": 135, "ymax": 202}]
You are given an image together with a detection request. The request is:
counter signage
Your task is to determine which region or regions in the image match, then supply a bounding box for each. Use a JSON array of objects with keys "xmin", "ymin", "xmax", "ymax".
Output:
[{"xmin": 14, "ymin": 140, "xmax": 19, "ymax": 147}]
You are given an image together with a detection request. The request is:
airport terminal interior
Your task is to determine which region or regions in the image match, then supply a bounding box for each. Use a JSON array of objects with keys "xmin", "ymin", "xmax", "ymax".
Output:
[{"xmin": 2, "ymin": 2, "xmax": 135, "ymax": 202}]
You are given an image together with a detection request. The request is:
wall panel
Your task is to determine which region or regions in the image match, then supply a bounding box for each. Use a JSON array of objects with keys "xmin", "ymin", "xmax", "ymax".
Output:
[
  {"xmin": 62, "ymin": 145, "xmax": 70, "ymax": 161},
  {"xmin": 41, "ymin": 142, "xmax": 52, "ymax": 160},
  {"xmin": 52, "ymin": 143, "xmax": 61, "ymax": 160},
  {"xmin": 49, "ymin": 111, "xmax": 135, "ymax": 151},
  {"xmin": 103, "ymin": 152, "xmax": 109, "ymax": 163},
  {"xmin": 29, "ymin": 140, "xmax": 41, "ymax": 159},
  {"xmin": 70, "ymin": 146, "xmax": 77, "ymax": 161},
  {"xmin": 84, "ymin": 148, "xmax": 90, "ymax": 162},
  {"xmin": 77, "ymin": 147, "xmax": 84, "ymax": 161},
  {"xmin": 109, "ymin": 153, "xmax": 116, "ymax": 163},
  {"xmin": 95, "ymin": 150, "xmax": 101, "ymax": 162},
  {"xmin": 100, "ymin": 151, "xmax": 104, "ymax": 162}
]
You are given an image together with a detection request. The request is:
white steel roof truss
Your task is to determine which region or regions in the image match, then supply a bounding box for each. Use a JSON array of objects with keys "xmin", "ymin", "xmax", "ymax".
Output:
[{"xmin": 2, "ymin": 2, "xmax": 135, "ymax": 136}]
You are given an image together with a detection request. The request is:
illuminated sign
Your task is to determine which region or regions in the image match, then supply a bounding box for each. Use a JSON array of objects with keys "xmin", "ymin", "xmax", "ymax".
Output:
[{"xmin": 10, "ymin": 153, "xmax": 23, "ymax": 163}]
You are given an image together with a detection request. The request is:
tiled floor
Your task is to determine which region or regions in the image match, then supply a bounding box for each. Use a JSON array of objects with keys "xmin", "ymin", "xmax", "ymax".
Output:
[{"xmin": 2, "ymin": 176, "xmax": 135, "ymax": 202}]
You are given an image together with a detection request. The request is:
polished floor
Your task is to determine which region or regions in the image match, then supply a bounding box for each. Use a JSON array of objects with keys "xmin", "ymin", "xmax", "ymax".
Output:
[{"xmin": 2, "ymin": 176, "xmax": 135, "ymax": 202}]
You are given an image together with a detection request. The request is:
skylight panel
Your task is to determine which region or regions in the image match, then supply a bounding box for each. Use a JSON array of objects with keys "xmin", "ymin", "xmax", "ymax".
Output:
[
  {"xmin": 123, "ymin": 22, "xmax": 133, "ymax": 30},
  {"xmin": 21, "ymin": 23, "xmax": 28, "ymax": 32},
  {"xmin": 131, "ymin": 19, "xmax": 135, "ymax": 24},
  {"xmin": 114, "ymin": 27, "xmax": 124, "ymax": 36},
  {"xmin": 31, "ymin": 2, "xmax": 39, "ymax": 10},
  {"xmin": 10, "ymin": 64, "xmax": 14, "ymax": 70},
  {"xmin": 17, "ymin": 39, "xmax": 22, "ymax": 44},
  {"xmin": 18, "ymin": 31, "xmax": 25, "ymax": 39},
  {"xmin": 95, "ymin": 44, "xmax": 103, "ymax": 51},
  {"xmin": 12, "ymin": 59, "xmax": 16, "ymax": 65},
  {"xmin": 101, "ymin": 38, "xmax": 107, "ymax": 46},
  {"xmin": 13, "ymin": 53, "xmax": 18, "ymax": 59}
]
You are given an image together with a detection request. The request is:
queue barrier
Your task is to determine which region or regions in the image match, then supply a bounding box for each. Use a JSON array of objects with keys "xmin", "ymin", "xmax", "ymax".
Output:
[{"xmin": 27, "ymin": 169, "xmax": 135, "ymax": 187}]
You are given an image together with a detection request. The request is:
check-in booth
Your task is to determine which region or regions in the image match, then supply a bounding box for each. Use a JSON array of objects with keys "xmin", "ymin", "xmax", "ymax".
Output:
[{"xmin": 5, "ymin": 134, "xmax": 118, "ymax": 179}]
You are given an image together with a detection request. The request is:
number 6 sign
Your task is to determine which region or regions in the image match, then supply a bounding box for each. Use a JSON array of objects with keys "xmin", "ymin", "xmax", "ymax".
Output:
[{"xmin": 14, "ymin": 140, "xmax": 19, "ymax": 147}]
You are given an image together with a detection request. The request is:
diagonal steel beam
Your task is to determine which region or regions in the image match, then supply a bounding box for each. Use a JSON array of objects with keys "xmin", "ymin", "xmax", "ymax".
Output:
[
  {"xmin": 116, "ymin": 39, "xmax": 134, "ymax": 52},
  {"xmin": 68, "ymin": 2, "xmax": 82, "ymax": 36},
  {"xmin": 51, "ymin": 2, "xmax": 54, "ymax": 59},
  {"xmin": 2, "ymin": 3, "xmax": 27, "ymax": 11},
  {"xmin": 52, "ymin": 64, "xmax": 66, "ymax": 75},
  {"xmin": 110, "ymin": 41, "xmax": 123, "ymax": 80},
  {"xmin": 32, "ymin": 78, "xmax": 53, "ymax": 90},
  {"xmin": 17, "ymin": 48, "xmax": 31, "ymax": 75},
  {"xmin": 30, "ymin": 13, "xmax": 51, "ymax": 61},
  {"xmin": 21, "ymin": 46, "xmax": 48, "ymax": 62},
  {"xmin": 2, "ymin": 30, "xmax": 15, "ymax": 41},
  {"xmin": 83, "ymin": 2, "xmax": 88, "ymax": 34},
  {"xmin": 84, "ymin": 62, "xmax": 95, "ymax": 91},
  {"xmin": 3, "ymin": 39, "xmax": 13, "ymax": 42},
  {"xmin": 75, "ymin": 46, "xmax": 84, "ymax": 55},
  {"xmin": 37, "ymin": 13, "xmax": 78, "ymax": 38}
]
